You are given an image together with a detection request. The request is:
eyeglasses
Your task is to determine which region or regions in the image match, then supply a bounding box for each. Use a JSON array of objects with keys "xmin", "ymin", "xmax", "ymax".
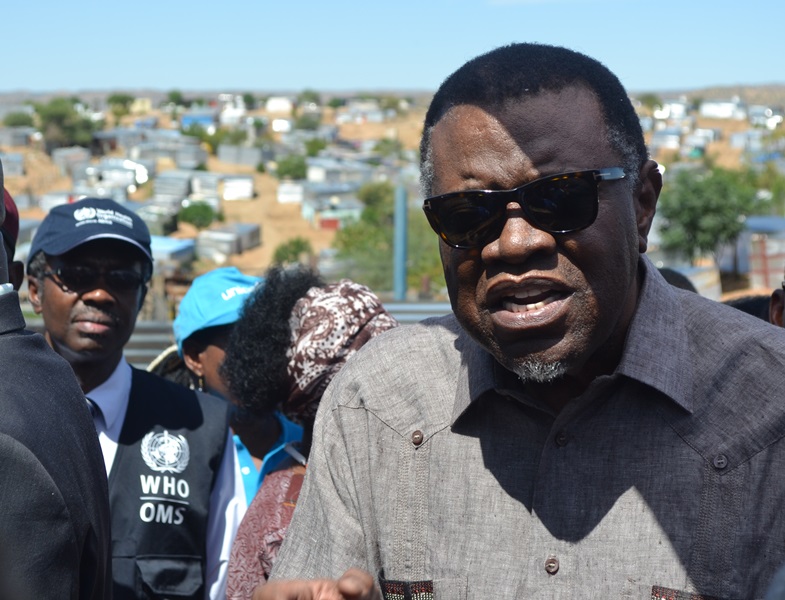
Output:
[
  {"xmin": 422, "ymin": 167, "xmax": 626, "ymax": 249},
  {"xmin": 43, "ymin": 265, "xmax": 146, "ymax": 293}
]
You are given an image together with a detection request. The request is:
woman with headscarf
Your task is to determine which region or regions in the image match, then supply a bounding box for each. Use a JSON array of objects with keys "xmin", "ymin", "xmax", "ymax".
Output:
[{"xmin": 222, "ymin": 266, "xmax": 398, "ymax": 600}]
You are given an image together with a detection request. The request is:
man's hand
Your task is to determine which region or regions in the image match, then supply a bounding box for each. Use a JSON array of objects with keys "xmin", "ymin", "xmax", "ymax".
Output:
[{"xmin": 252, "ymin": 568, "xmax": 382, "ymax": 600}]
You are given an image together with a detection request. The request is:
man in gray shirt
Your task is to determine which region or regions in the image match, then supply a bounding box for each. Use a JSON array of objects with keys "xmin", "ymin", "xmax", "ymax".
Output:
[{"xmin": 260, "ymin": 43, "xmax": 785, "ymax": 599}]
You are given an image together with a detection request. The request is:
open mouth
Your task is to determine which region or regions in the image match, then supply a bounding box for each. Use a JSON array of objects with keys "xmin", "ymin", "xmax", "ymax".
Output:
[{"xmin": 500, "ymin": 286, "xmax": 567, "ymax": 314}]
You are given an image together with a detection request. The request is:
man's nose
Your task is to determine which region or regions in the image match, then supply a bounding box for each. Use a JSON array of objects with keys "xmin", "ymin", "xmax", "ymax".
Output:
[
  {"xmin": 482, "ymin": 202, "xmax": 558, "ymax": 262},
  {"xmin": 78, "ymin": 277, "xmax": 119, "ymax": 302}
]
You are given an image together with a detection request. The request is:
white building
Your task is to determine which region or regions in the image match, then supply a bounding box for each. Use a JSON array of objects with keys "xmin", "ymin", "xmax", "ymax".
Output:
[
  {"xmin": 265, "ymin": 96, "xmax": 295, "ymax": 114},
  {"xmin": 699, "ymin": 97, "xmax": 746, "ymax": 120}
]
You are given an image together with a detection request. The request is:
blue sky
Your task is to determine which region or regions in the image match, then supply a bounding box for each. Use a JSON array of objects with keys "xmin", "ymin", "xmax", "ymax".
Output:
[{"xmin": 3, "ymin": 0, "xmax": 782, "ymax": 95}]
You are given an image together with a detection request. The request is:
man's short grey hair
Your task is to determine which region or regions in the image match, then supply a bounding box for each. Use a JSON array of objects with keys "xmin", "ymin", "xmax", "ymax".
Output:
[
  {"xmin": 419, "ymin": 43, "xmax": 648, "ymax": 199},
  {"xmin": 27, "ymin": 251, "xmax": 47, "ymax": 280}
]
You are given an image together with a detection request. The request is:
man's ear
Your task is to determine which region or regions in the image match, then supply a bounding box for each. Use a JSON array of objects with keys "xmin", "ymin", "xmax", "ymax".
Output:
[
  {"xmin": 635, "ymin": 160, "xmax": 662, "ymax": 254},
  {"xmin": 138, "ymin": 284, "xmax": 148, "ymax": 312},
  {"xmin": 27, "ymin": 276, "xmax": 43, "ymax": 314},
  {"xmin": 770, "ymin": 289, "xmax": 785, "ymax": 327}
]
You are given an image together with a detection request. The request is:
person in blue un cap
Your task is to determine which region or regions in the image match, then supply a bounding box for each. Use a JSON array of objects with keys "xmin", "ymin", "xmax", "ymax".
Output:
[{"xmin": 169, "ymin": 266, "xmax": 302, "ymax": 506}]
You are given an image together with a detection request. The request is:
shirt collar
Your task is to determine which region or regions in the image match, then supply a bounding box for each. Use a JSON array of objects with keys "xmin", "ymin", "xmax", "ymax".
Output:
[
  {"xmin": 615, "ymin": 256, "xmax": 694, "ymax": 412},
  {"xmin": 450, "ymin": 331, "xmax": 499, "ymax": 424},
  {"xmin": 450, "ymin": 255, "xmax": 694, "ymax": 424},
  {"xmin": 86, "ymin": 358, "xmax": 132, "ymax": 434}
]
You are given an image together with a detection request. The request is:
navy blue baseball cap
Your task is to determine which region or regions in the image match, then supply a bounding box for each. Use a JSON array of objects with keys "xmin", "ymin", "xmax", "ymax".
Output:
[{"xmin": 28, "ymin": 197, "xmax": 153, "ymax": 268}]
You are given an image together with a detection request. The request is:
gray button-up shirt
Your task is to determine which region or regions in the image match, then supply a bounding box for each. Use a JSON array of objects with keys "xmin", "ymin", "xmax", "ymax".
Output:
[{"xmin": 272, "ymin": 257, "xmax": 785, "ymax": 599}]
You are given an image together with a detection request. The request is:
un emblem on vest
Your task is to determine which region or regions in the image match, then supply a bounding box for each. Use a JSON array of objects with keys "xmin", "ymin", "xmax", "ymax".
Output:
[{"xmin": 141, "ymin": 430, "xmax": 190, "ymax": 473}]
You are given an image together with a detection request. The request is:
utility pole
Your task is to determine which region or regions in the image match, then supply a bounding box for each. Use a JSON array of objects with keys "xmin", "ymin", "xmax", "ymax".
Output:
[{"xmin": 393, "ymin": 184, "xmax": 408, "ymax": 301}]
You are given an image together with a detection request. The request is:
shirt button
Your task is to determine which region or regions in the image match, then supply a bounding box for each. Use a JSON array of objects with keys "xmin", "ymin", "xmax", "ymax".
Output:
[
  {"xmin": 411, "ymin": 430, "xmax": 424, "ymax": 446},
  {"xmin": 544, "ymin": 556, "xmax": 559, "ymax": 575},
  {"xmin": 554, "ymin": 431, "xmax": 569, "ymax": 447},
  {"xmin": 713, "ymin": 454, "xmax": 728, "ymax": 469}
]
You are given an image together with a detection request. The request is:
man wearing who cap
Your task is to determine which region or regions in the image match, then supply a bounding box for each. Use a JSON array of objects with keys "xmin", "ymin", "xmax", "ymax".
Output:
[
  {"xmin": 261, "ymin": 44, "xmax": 785, "ymax": 599},
  {"xmin": 26, "ymin": 197, "xmax": 245, "ymax": 600}
]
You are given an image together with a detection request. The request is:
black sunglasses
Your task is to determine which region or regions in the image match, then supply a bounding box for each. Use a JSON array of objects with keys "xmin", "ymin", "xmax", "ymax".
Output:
[
  {"xmin": 43, "ymin": 265, "xmax": 146, "ymax": 293},
  {"xmin": 422, "ymin": 167, "xmax": 626, "ymax": 249}
]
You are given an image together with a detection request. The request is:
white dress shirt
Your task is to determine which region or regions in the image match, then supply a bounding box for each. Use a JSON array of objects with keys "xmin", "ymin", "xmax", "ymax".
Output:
[{"xmin": 88, "ymin": 359, "xmax": 246, "ymax": 600}]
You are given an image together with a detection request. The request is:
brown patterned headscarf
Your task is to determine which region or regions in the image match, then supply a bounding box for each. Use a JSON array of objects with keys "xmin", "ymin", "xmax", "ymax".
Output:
[{"xmin": 283, "ymin": 279, "xmax": 398, "ymax": 423}]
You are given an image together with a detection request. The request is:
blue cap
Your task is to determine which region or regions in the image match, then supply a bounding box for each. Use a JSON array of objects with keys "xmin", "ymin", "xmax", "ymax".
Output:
[
  {"xmin": 173, "ymin": 267, "xmax": 263, "ymax": 356},
  {"xmin": 28, "ymin": 197, "xmax": 153, "ymax": 268}
]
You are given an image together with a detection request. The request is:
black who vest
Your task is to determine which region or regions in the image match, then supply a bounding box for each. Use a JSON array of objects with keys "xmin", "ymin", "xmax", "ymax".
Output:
[{"xmin": 108, "ymin": 368, "xmax": 229, "ymax": 600}]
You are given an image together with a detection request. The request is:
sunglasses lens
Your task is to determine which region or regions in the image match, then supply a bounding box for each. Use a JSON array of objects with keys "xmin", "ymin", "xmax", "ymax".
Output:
[
  {"xmin": 424, "ymin": 170, "xmax": 606, "ymax": 248},
  {"xmin": 433, "ymin": 193, "xmax": 505, "ymax": 248},
  {"xmin": 525, "ymin": 175, "xmax": 597, "ymax": 233},
  {"xmin": 106, "ymin": 270, "xmax": 144, "ymax": 291},
  {"xmin": 57, "ymin": 266, "xmax": 142, "ymax": 292},
  {"xmin": 58, "ymin": 266, "xmax": 99, "ymax": 290}
]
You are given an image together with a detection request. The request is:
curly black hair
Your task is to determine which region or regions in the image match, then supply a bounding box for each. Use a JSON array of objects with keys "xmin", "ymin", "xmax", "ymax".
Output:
[{"xmin": 220, "ymin": 265, "xmax": 324, "ymax": 417}]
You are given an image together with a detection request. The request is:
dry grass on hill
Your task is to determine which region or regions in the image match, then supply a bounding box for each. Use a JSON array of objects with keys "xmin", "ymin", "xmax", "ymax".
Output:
[
  {"xmin": 7, "ymin": 109, "xmax": 428, "ymax": 278},
  {"xmin": 335, "ymin": 110, "xmax": 425, "ymax": 151},
  {"xmin": 203, "ymin": 158, "xmax": 336, "ymax": 276}
]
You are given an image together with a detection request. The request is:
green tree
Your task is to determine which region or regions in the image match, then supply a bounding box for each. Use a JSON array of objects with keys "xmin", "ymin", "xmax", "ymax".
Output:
[
  {"xmin": 35, "ymin": 97, "xmax": 101, "ymax": 150},
  {"xmin": 182, "ymin": 124, "xmax": 246, "ymax": 155},
  {"xmin": 373, "ymin": 138, "xmax": 403, "ymax": 159},
  {"xmin": 242, "ymin": 93, "xmax": 257, "ymax": 110},
  {"xmin": 356, "ymin": 181, "xmax": 394, "ymax": 224},
  {"xmin": 305, "ymin": 138, "xmax": 327, "ymax": 157},
  {"xmin": 294, "ymin": 113, "xmax": 321, "ymax": 131},
  {"xmin": 178, "ymin": 203, "xmax": 215, "ymax": 230},
  {"xmin": 167, "ymin": 90, "xmax": 188, "ymax": 107},
  {"xmin": 327, "ymin": 97, "xmax": 346, "ymax": 109},
  {"xmin": 3, "ymin": 111, "xmax": 34, "ymax": 127},
  {"xmin": 752, "ymin": 162, "xmax": 785, "ymax": 214},
  {"xmin": 273, "ymin": 237, "xmax": 313, "ymax": 266},
  {"xmin": 107, "ymin": 93, "xmax": 135, "ymax": 120},
  {"xmin": 332, "ymin": 181, "xmax": 444, "ymax": 294},
  {"xmin": 223, "ymin": 129, "xmax": 248, "ymax": 145},
  {"xmin": 379, "ymin": 95, "xmax": 405, "ymax": 115},
  {"xmin": 298, "ymin": 89, "xmax": 321, "ymax": 106},
  {"xmin": 657, "ymin": 166, "xmax": 760, "ymax": 273},
  {"xmin": 637, "ymin": 93, "xmax": 662, "ymax": 112},
  {"xmin": 276, "ymin": 155, "xmax": 307, "ymax": 180},
  {"xmin": 182, "ymin": 123, "xmax": 208, "ymax": 141}
]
